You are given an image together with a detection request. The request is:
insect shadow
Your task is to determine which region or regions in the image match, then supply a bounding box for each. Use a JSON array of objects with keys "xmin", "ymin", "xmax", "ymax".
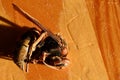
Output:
[{"xmin": 0, "ymin": 16, "xmax": 29, "ymax": 60}]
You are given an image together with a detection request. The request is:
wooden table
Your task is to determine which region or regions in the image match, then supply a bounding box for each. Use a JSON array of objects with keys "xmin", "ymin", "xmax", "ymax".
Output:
[{"xmin": 0, "ymin": 0, "xmax": 120, "ymax": 80}]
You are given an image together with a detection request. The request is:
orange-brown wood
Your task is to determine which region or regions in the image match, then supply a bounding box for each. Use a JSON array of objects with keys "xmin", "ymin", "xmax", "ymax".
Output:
[
  {"xmin": 0, "ymin": 0, "xmax": 120, "ymax": 80},
  {"xmin": 86, "ymin": 0, "xmax": 120, "ymax": 80}
]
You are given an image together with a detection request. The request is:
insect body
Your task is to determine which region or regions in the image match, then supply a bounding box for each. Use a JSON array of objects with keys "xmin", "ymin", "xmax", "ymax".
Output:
[
  {"xmin": 12, "ymin": 4, "xmax": 69, "ymax": 72},
  {"xmin": 31, "ymin": 35, "xmax": 69, "ymax": 70},
  {"xmin": 14, "ymin": 28, "xmax": 46, "ymax": 72}
]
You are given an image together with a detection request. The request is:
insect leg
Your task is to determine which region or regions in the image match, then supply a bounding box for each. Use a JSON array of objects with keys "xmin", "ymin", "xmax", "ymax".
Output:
[{"xmin": 28, "ymin": 32, "xmax": 47, "ymax": 60}]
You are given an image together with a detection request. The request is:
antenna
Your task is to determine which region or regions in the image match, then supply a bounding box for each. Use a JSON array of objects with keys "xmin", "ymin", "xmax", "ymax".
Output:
[{"xmin": 12, "ymin": 3, "xmax": 62, "ymax": 46}]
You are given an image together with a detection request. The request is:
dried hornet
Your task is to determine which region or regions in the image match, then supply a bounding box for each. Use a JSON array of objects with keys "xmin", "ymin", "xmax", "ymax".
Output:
[{"xmin": 12, "ymin": 4, "xmax": 69, "ymax": 72}]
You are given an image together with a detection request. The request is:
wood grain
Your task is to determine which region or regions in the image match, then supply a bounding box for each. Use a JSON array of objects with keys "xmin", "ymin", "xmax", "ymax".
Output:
[
  {"xmin": 0, "ymin": 0, "xmax": 120, "ymax": 80},
  {"xmin": 86, "ymin": 0, "xmax": 120, "ymax": 80}
]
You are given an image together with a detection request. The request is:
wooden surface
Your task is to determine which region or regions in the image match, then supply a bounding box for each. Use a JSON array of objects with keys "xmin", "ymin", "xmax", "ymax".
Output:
[{"xmin": 0, "ymin": 0, "xmax": 120, "ymax": 80}]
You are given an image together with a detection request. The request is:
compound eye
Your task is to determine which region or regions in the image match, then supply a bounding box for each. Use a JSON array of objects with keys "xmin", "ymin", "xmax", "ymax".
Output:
[{"xmin": 61, "ymin": 47, "xmax": 68, "ymax": 57}]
